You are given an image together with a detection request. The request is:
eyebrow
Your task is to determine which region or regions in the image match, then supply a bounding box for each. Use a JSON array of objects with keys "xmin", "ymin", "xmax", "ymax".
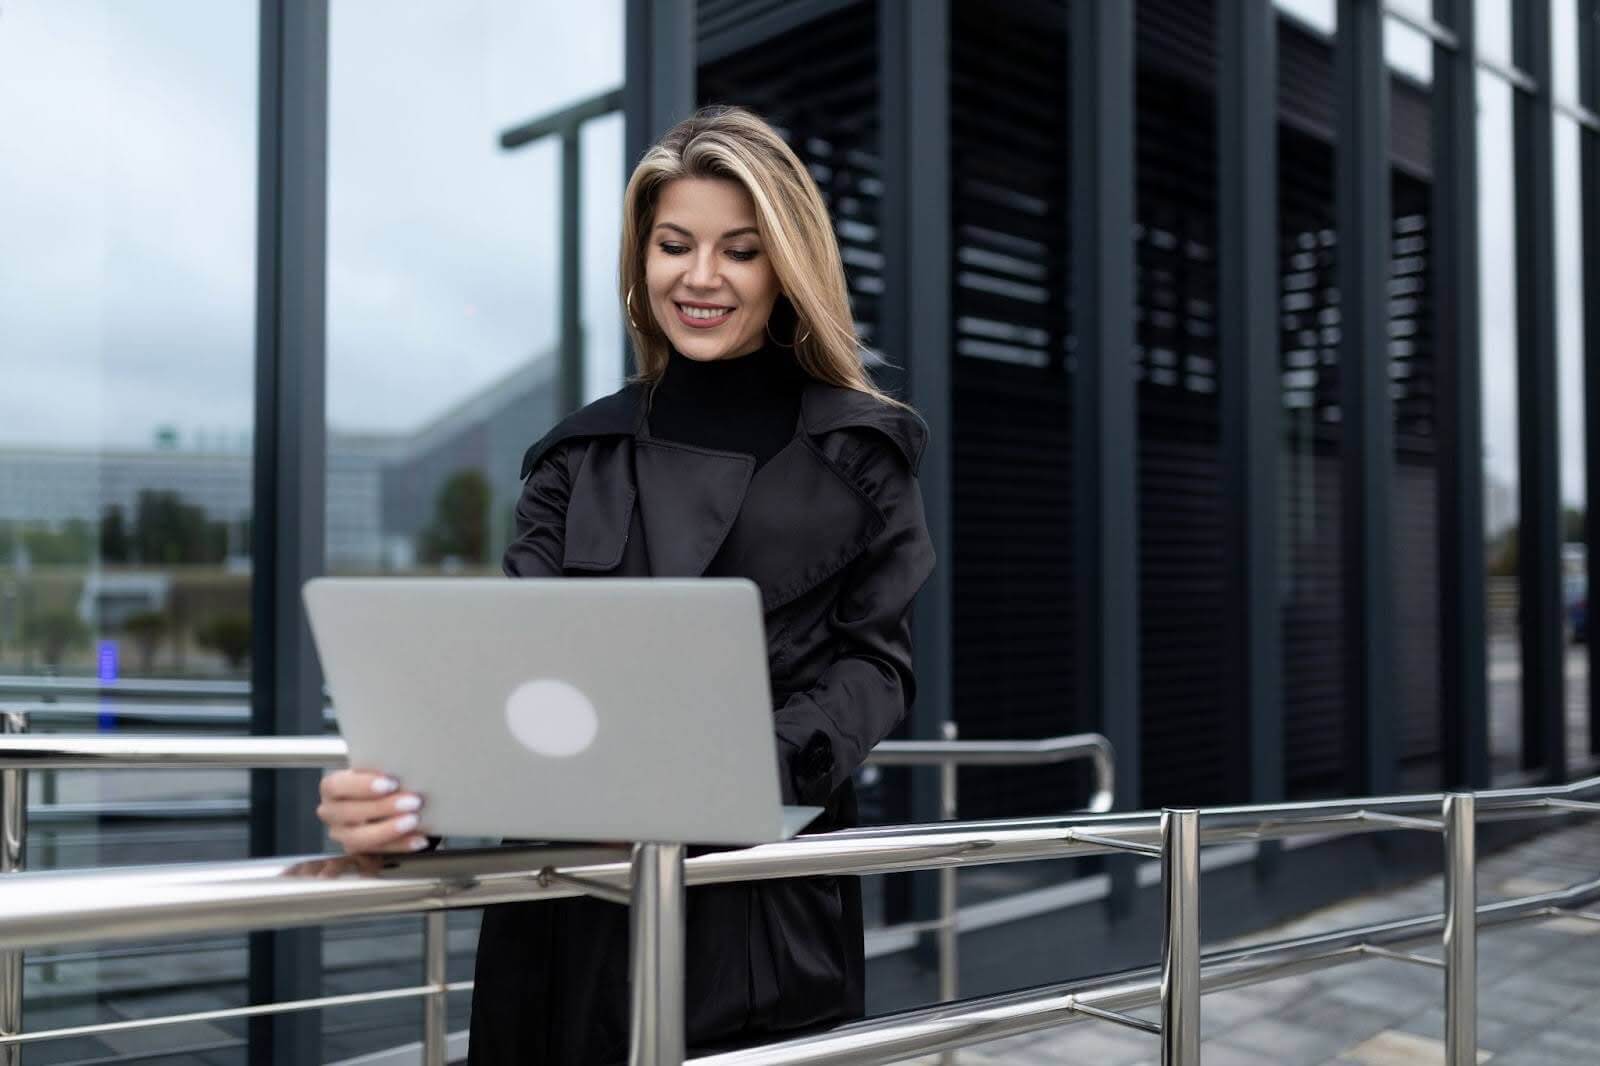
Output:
[{"xmin": 653, "ymin": 222, "xmax": 760, "ymax": 240}]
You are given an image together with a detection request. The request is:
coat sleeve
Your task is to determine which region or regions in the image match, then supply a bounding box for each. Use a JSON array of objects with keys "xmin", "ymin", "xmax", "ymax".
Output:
[
  {"xmin": 770, "ymin": 439, "xmax": 937, "ymax": 806},
  {"xmin": 501, "ymin": 443, "xmax": 576, "ymax": 578}
]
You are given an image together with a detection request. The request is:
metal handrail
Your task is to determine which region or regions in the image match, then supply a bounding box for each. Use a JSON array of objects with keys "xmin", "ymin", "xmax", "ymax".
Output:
[
  {"xmin": 0, "ymin": 720, "xmax": 1114, "ymax": 1065},
  {"xmin": 0, "ymin": 779, "xmax": 1596, "ymax": 1063}
]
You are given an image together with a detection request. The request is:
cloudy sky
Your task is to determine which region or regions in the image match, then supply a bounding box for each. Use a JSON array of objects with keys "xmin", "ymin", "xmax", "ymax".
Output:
[
  {"xmin": 0, "ymin": 0, "xmax": 1587, "ymax": 506},
  {"xmin": 0, "ymin": 0, "xmax": 624, "ymax": 451}
]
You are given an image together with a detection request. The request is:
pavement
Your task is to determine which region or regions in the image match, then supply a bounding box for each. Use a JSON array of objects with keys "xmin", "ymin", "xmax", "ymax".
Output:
[{"xmin": 907, "ymin": 819, "xmax": 1600, "ymax": 1066}]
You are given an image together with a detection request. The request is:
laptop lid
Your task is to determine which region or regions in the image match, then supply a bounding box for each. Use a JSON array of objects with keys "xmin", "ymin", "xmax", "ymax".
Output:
[{"xmin": 302, "ymin": 577, "xmax": 820, "ymax": 846}]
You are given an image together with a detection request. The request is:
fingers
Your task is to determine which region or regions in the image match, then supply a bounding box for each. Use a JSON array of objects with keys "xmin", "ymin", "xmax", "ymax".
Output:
[
  {"xmin": 317, "ymin": 769, "xmax": 430, "ymax": 855},
  {"xmin": 327, "ymin": 812, "xmax": 433, "ymax": 855},
  {"xmin": 320, "ymin": 769, "xmax": 402, "ymax": 802},
  {"xmin": 316, "ymin": 791, "xmax": 422, "ymax": 828}
]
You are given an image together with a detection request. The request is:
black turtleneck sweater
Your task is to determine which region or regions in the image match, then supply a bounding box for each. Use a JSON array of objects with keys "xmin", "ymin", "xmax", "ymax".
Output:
[{"xmin": 646, "ymin": 339, "xmax": 808, "ymax": 471}]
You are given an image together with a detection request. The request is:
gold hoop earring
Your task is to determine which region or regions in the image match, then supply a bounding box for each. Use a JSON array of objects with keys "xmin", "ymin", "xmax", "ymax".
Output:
[
  {"xmin": 766, "ymin": 318, "xmax": 812, "ymax": 348},
  {"xmin": 625, "ymin": 283, "xmax": 643, "ymax": 331}
]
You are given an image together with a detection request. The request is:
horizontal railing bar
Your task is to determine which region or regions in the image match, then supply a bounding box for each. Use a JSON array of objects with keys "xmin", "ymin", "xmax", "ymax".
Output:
[
  {"xmin": 1, "ymin": 790, "xmax": 1597, "ymax": 954},
  {"xmin": 1357, "ymin": 944, "xmax": 1446, "ymax": 969},
  {"xmin": 0, "ymin": 736, "xmax": 349, "ymax": 770},
  {"xmin": 866, "ymin": 735, "xmax": 1109, "ymax": 766},
  {"xmin": 1063, "ymin": 998, "xmax": 1161, "ymax": 1034},
  {"xmin": 1063, "ymin": 829, "xmax": 1163, "ymax": 857},
  {"xmin": 27, "ymin": 799, "xmax": 249, "ymax": 824},
  {"xmin": 0, "ymin": 677, "xmax": 251, "ymax": 700},
  {"xmin": 8, "ymin": 871, "xmax": 1594, "ymax": 1054},
  {"xmin": 1354, "ymin": 811, "xmax": 1444, "ymax": 832},
  {"xmin": 0, "ymin": 978, "xmax": 474, "ymax": 1047},
  {"xmin": 685, "ymin": 877, "xmax": 1600, "ymax": 1065}
]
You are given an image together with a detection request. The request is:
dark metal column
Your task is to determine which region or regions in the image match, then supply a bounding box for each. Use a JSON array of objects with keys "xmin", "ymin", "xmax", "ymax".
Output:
[
  {"xmin": 879, "ymin": 0, "xmax": 951, "ymax": 940},
  {"xmin": 250, "ymin": 2, "xmax": 328, "ymax": 1062},
  {"xmin": 623, "ymin": 0, "xmax": 694, "ymax": 381},
  {"xmin": 1217, "ymin": 0, "xmax": 1283, "ymax": 808},
  {"xmin": 1583, "ymin": 0, "xmax": 1600, "ymax": 764},
  {"xmin": 1514, "ymin": 0, "xmax": 1567, "ymax": 782},
  {"xmin": 1435, "ymin": 0, "xmax": 1490, "ymax": 787},
  {"xmin": 1335, "ymin": 0, "xmax": 1398, "ymax": 797},
  {"xmin": 1070, "ymin": 0, "xmax": 1139, "ymax": 912}
]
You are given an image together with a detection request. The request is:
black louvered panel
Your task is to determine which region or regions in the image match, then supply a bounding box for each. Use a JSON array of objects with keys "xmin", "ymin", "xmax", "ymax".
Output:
[
  {"xmin": 696, "ymin": 2, "xmax": 885, "ymax": 346},
  {"xmin": 949, "ymin": 0, "xmax": 1077, "ymax": 819},
  {"xmin": 698, "ymin": 0, "xmax": 793, "ymax": 39},
  {"xmin": 951, "ymin": 358, "xmax": 1077, "ymax": 818},
  {"xmin": 1135, "ymin": 0, "xmax": 1230, "ymax": 808}
]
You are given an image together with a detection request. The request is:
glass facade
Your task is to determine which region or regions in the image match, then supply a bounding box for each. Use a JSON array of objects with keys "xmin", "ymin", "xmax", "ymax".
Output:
[{"xmin": 2, "ymin": 0, "xmax": 1599, "ymax": 1061}]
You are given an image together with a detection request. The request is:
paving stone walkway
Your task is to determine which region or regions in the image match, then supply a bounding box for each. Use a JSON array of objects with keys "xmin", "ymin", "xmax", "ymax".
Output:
[{"xmin": 903, "ymin": 819, "xmax": 1600, "ymax": 1066}]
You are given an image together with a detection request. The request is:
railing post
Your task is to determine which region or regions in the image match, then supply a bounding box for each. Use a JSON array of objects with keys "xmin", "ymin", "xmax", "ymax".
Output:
[
  {"xmin": 1160, "ymin": 808, "xmax": 1200, "ymax": 1066},
  {"xmin": 937, "ymin": 722, "xmax": 959, "ymax": 1065},
  {"xmin": 2, "ymin": 710, "xmax": 26, "ymax": 1066},
  {"xmin": 628, "ymin": 842, "xmax": 685, "ymax": 1066},
  {"xmin": 1444, "ymin": 791, "xmax": 1477, "ymax": 1066},
  {"xmin": 422, "ymin": 912, "xmax": 447, "ymax": 1066}
]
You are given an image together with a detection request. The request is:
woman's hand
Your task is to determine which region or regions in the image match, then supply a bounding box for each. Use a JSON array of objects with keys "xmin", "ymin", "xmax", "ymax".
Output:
[{"xmin": 316, "ymin": 769, "xmax": 431, "ymax": 854}]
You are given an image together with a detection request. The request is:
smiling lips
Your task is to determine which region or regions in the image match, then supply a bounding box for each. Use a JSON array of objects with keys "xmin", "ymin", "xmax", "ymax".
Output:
[{"xmin": 675, "ymin": 301, "xmax": 734, "ymax": 328}]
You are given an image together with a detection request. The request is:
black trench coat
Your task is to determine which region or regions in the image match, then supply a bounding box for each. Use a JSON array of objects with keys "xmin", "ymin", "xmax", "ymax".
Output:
[{"xmin": 466, "ymin": 376, "xmax": 937, "ymax": 1065}]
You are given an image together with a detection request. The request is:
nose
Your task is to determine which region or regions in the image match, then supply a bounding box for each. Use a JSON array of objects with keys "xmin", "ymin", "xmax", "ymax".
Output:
[{"xmin": 684, "ymin": 249, "xmax": 721, "ymax": 291}]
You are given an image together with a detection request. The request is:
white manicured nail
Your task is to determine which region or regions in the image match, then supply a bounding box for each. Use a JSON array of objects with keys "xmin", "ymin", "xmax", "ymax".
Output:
[
  {"xmin": 371, "ymin": 776, "xmax": 398, "ymax": 795},
  {"xmin": 393, "ymin": 813, "xmax": 418, "ymax": 833},
  {"xmin": 408, "ymin": 836, "xmax": 431, "ymax": 851},
  {"xmin": 393, "ymin": 794, "xmax": 421, "ymax": 812}
]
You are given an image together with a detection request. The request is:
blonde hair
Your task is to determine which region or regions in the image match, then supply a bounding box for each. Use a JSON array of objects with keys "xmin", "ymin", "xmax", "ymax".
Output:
[{"xmin": 619, "ymin": 105, "xmax": 906, "ymax": 407}]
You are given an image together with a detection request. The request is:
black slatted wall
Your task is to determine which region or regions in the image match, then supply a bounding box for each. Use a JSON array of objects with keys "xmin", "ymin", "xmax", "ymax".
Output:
[
  {"xmin": 947, "ymin": 0, "xmax": 1077, "ymax": 819},
  {"xmin": 697, "ymin": 0, "xmax": 1442, "ymax": 816}
]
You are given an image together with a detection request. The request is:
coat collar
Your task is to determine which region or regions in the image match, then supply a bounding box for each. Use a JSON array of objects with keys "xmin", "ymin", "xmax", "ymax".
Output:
[{"xmin": 519, "ymin": 379, "xmax": 927, "ymax": 480}]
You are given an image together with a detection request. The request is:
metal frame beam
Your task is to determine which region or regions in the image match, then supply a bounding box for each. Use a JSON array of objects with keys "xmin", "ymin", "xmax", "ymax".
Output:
[
  {"xmin": 1513, "ymin": 0, "xmax": 1567, "ymax": 782},
  {"xmin": 1336, "ymin": 0, "xmax": 1398, "ymax": 797},
  {"xmin": 1434, "ymin": 0, "xmax": 1490, "ymax": 787},
  {"xmin": 250, "ymin": 2, "xmax": 329, "ymax": 1062},
  {"xmin": 1070, "ymin": 0, "xmax": 1139, "ymax": 911},
  {"xmin": 1581, "ymin": 0, "xmax": 1600, "ymax": 766},
  {"xmin": 1218, "ymin": 0, "xmax": 1284, "ymax": 807},
  {"xmin": 878, "ymin": 0, "xmax": 952, "ymax": 939}
]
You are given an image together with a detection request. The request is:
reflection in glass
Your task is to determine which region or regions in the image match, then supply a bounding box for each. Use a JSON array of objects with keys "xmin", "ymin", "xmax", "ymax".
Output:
[
  {"xmin": 324, "ymin": 1, "xmax": 624, "ymax": 1058},
  {"xmin": 1475, "ymin": 0, "xmax": 1513, "ymax": 65},
  {"xmin": 1555, "ymin": 117, "xmax": 1588, "ymax": 771},
  {"xmin": 1, "ymin": 1, "xmax": 259, "ymax": 1060},
  {"xmin": 1477, "ymin": 72, "xmax": 1521, "ymax": 780}
]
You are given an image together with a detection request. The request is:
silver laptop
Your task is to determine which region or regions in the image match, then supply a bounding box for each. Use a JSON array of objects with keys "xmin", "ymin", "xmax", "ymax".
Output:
[{"xmin": 302, "ymin": 577, "xmax": 822, "ymax": 846}]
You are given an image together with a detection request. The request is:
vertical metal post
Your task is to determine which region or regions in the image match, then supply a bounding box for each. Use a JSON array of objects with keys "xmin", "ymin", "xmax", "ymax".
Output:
[
  {"xmin": 1443, "ymin": 792, "xmax": 1477, "ymax": 1066},
  {"xmin": 560, "ymin": 126, "xmax": 584, "ymax": 415},
  {"xmin": 1217, "ymin": 0, "xmax": 1284, "ymax": 810},
  {"xmin": 938, "ymin": 722, "xmax": 958, "ymax": 1002},
  {"xmin": 1583, "ymin": 0, "xmax": 1600, "ymax": 766},
  {"xmin": 1513, "ymin": 0, "xmax": 1566, "ymax": 782},
  {"xmin": 251, "ymin": 1, "xmax": 329, "ymax": 1062},
  {"xmin": 879, "ymin": 0, "xmax": 953, "ymax": 939},
  {"xmin": 1, "ymin": 711, "xmax": 24, "ymax": 1066},
  {"xmin": 1160, "ymin": 809, "xmax": 1201, "ymax": 1066},
  {"xmin": 1435, "ymin": 0, "xmax": 1491, "ymax": 789},
  {"xmin": 422, "ymin": 913, "xmax": 447, "ymax": 1066},
  {"xmin": 628, "ymin": 842, "xmax": 686, "ymax": 1066},
  {"xmin": 1336, "ymin": 0, "xmax": 1398, "ymax": 797},
  {"xmin": 1071, "ymin": 0, "xmax": 1140, "ymax": 919}
]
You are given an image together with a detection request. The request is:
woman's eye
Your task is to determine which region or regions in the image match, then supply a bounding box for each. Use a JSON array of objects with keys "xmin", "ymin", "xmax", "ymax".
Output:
[
  {"xmin": 659, "ymin": 243, "xmax": 688, "ymax": 255},
  {"xmin": 728, "ymin": 250, "xmax": 759, "ymax": 262}
]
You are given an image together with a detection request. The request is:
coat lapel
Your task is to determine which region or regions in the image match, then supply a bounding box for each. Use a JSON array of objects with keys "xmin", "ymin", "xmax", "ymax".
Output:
[{"xmin": 633, "ymin": 436, "xmax": 755, "ymax": 577}]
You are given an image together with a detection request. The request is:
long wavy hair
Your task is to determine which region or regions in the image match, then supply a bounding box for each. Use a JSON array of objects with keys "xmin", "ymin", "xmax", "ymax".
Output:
[{"xmin": 618, "ymin": 105, "xmax": 905, "ymax": 407}]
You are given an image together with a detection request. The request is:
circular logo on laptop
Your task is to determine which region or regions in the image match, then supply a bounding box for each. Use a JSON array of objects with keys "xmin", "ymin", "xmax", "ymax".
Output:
[{"xmin": 504, "ymin": 679, "xmax": 598, "ymax": 757}]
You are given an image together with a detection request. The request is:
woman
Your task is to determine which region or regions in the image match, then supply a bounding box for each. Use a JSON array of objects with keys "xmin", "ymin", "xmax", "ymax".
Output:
[{"xmin": 315, "ymin": 104, "xmax": 936, "ymax": 1063}]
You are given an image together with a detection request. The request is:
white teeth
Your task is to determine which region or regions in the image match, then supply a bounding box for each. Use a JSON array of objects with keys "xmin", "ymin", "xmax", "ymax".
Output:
[{"xmin": 679, "ymin": 304, "xmax": 731, "ymax": 320}]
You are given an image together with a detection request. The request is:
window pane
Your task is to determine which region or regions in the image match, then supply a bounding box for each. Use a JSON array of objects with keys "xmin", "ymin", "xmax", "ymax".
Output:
[
  {"xmin": 1386, "ymin": 14, "xmax": 1435, "ymax": 83},
  {"xmin": 1553, "ymin": 0, "xmax": 1583, "ymax": 107},
  {"xmin": 1477, "ymin": 71, "xmax": 1521, "ymax": 781},
  {"xmin": 0, "ymin": 0, "xmax": 258, "ymax": 1059},
  {"xmin": 1555, "ymin": 116, "xmax": 1588, "ymax": 772},
  {"xmin": 1476, "ymin": 0, "xmax": 1513, "ymax": 66},
  {"xmin": 323, "ymin": 1, "xmax": 623, "ymax": 1057}
]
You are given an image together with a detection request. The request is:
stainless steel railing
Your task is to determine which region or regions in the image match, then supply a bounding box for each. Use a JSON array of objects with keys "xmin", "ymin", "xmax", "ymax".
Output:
[
  {"xmin": 0, "ymin": 711, "xmax": 1113, "ymax": 1065},
  {"xmin": 0, "ymin": 772, "xmax": 1597, "ymax": 1064}
]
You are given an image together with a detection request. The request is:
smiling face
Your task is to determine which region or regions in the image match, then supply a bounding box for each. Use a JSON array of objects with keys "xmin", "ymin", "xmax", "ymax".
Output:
[{"xmin": 644, "ymin": 176, "xmax": 782, "ymax": 362}]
